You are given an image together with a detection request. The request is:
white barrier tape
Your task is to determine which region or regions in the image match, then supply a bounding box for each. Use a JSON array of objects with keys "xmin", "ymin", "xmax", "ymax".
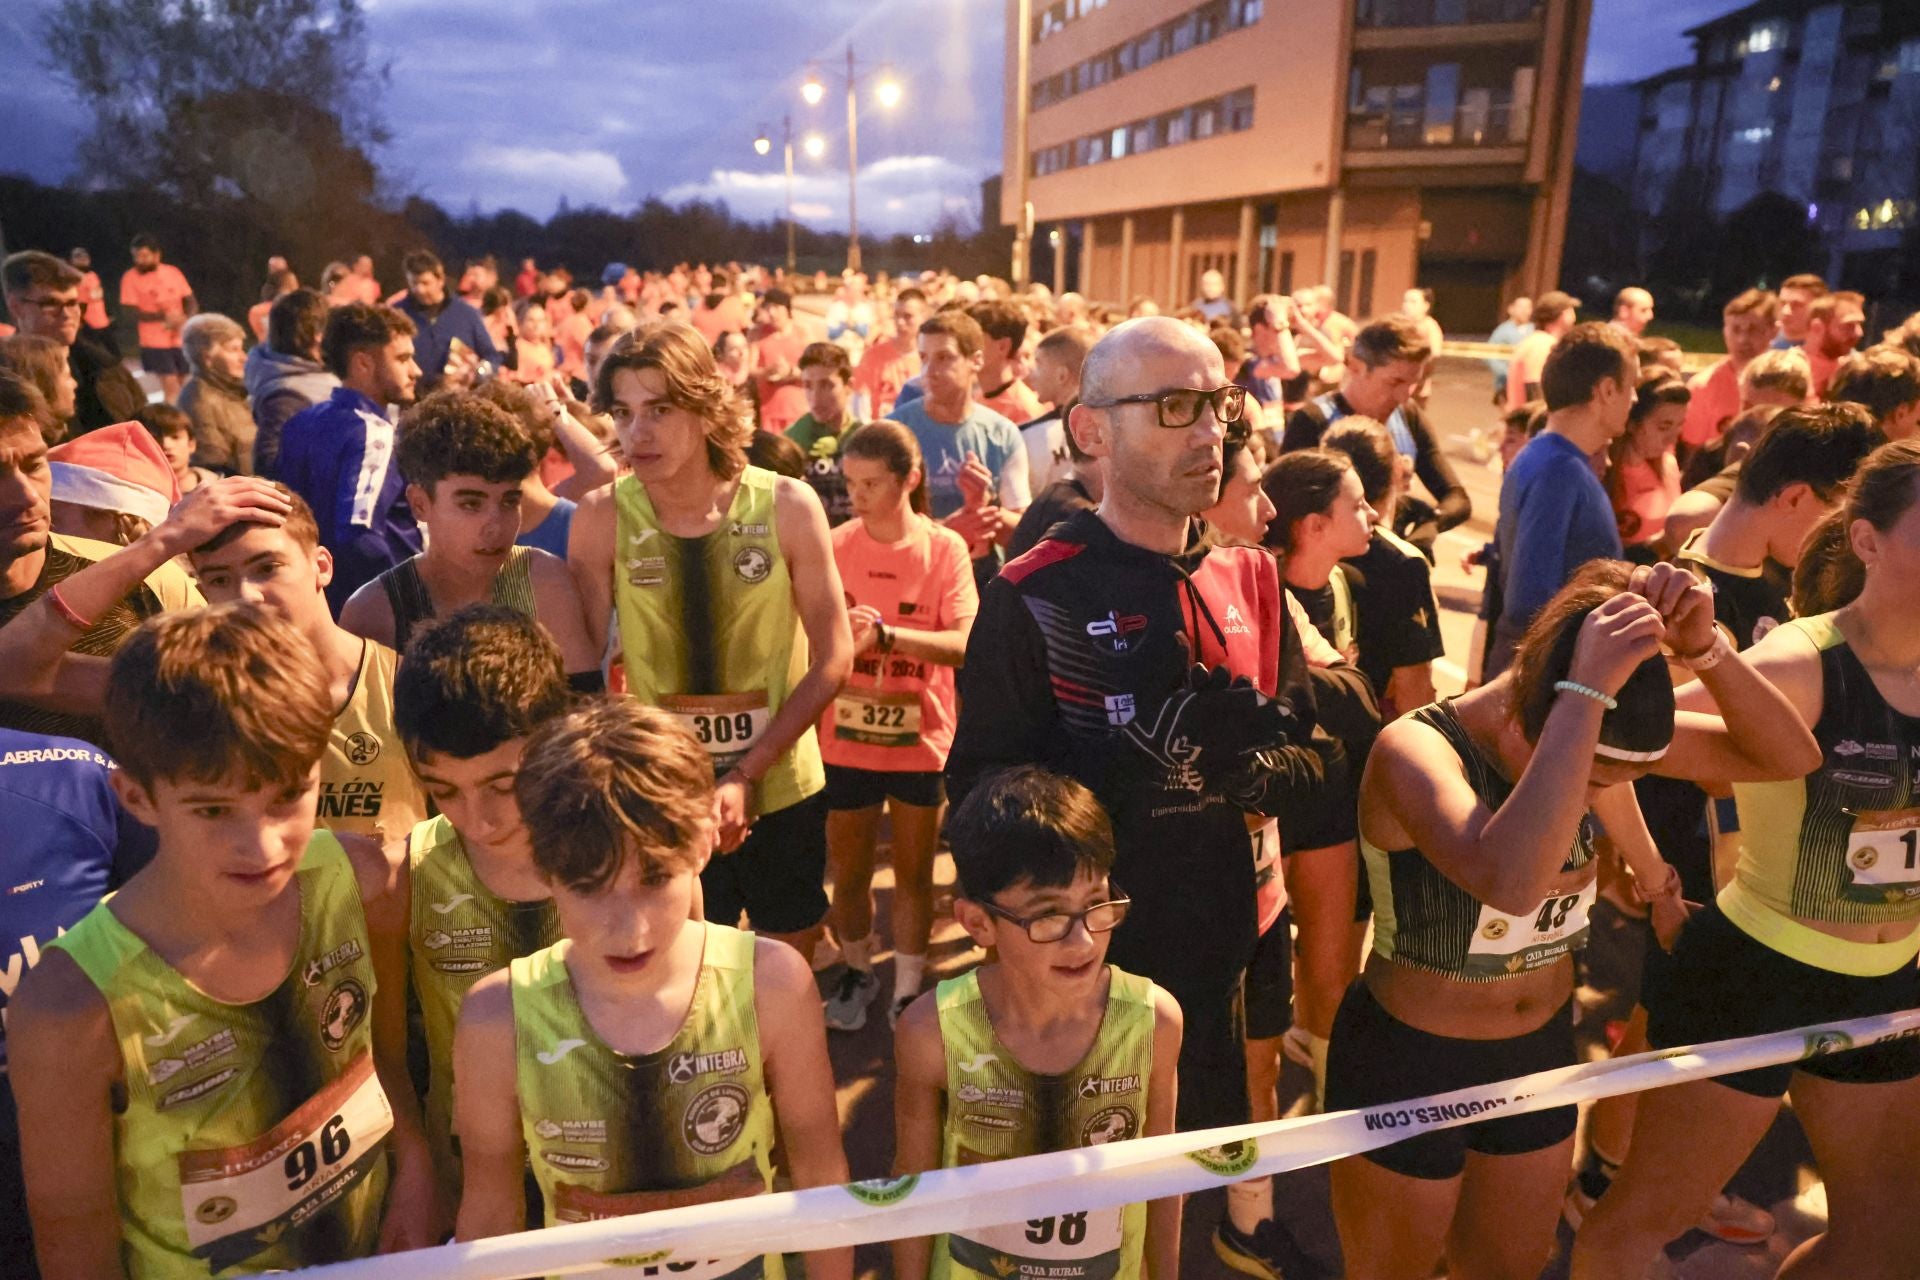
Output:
[
  {"xmin": 1440, "ymin": 339, "xmax": 1718, "ymax": 374},
  {"xmin": 299, "ymin": 1006, "xmax": 1920, "ymax": 1278}
]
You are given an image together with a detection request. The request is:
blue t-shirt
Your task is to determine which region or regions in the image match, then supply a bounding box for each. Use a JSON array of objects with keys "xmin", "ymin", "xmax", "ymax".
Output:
[
  {"xmin": 1496, "ymin": 430, "xmax": 1622, "ymax": 633},
  {"xmin": 517, "ymin": 497, "xmax": 577, "ymax": 558},
  {"xmin": 887, "ymin": 399, "xmax": 1030, "ymax": 519}
]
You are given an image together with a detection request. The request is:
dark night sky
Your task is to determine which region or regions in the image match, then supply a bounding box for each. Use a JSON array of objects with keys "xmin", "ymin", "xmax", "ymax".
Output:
[{"xmin": 0, "ymin": 0, "xmax": 1733, "ymax": 234}]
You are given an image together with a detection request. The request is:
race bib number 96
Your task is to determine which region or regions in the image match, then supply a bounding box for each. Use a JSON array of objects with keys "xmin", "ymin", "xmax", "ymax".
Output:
[
  {"xmin": 179, "ymin": 1051, "xmax": 392, "ymax": 1270},
  {"xmin": 1463, "ymin": 882, "xmax": 1597, "ymax": 978}
]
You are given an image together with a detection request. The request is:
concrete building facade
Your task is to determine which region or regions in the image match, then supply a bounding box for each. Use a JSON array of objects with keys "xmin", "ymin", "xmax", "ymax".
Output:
[
  {"xmin": 1001, "ymin": 0, "xmax": 1594, "ymax": 331},
  {"xmin": 1627, "ymin": 0, "xmax": 1920, "ymax": 292}
]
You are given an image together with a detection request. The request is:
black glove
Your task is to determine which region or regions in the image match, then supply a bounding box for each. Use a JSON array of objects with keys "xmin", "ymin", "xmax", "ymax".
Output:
[{"xmin": 1123, "ymin": 665, "xmax": 1293, "ymax": 789}]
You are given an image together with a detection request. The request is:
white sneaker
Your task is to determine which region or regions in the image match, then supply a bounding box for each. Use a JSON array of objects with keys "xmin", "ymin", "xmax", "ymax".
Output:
[{"xmin": 823, "ymin": 968, "xmax": 879, "ymax": 1032}]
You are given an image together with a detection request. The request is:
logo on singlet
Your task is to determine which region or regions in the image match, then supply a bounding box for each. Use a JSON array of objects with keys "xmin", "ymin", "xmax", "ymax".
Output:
[
  {"xmin": 667, "ymin": 1047, "xmax": 748, "ymax": 1084},
  {"xmin": 1077, "ymin": 1073, "xmax": 1140, "ymax": 1100},
  {"xmin": 733, "ymin": 546, "xmax": 773, "ymax": 583},
  {"xmin": 536, "ymin": 1039, "xmax": 589, "ymax": 1065},
  {"xmin": 1084, "ymin": 1105, "xmax": 1136, "ymax": 1145},
  {"xmin": 343, "ymin": 732, "xmax": 381, "ymax": 765},
  {"xmin": 320, "ymin": 979, "xmax": 367, "ymax": 1051},
  {"xmin": 1223, "ymin": 604, "xmax": 1251, "ymax": 636},
  {"xmin": 683, "ymin": 1083, "xmax": 750, "ymax": 1155},
  {"xmin": 430, "ymin": 894, "xmax": 476, "ymax": 915},
  {"xmin": 144, "ymin": 1014, "xmax": 197, "ymax": 1047},
  {"xmin": 956, "ymin": 1052, "xmax": 999, "ymax": 1074},
  {"xmin": 303, "ymin": 939, "xmax": 365, "ymax": 986}
]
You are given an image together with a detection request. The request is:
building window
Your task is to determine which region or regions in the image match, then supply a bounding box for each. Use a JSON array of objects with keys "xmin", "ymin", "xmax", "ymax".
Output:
[
  {"xmin": 1028, "ymin": 0, "xmax": 1261, "ymax": 111},
  {"xmin": 1742, "ymin": 20, "xmax": 1785, "ymax": 55},
  {"xmin": 1347, "ymin": 54, "xmax": 1533, "ymax": 149},
  {"xmin": 1356, "ymin": 0, "xmax": 1540, "ymax": 28},
  {"xmin": 1029, "ymin": 87, "xmax": 1256, "ymax": 177},
  {"xmin": 1735, "ymin": 124, "xmax": 1773, "ymax": 144}
]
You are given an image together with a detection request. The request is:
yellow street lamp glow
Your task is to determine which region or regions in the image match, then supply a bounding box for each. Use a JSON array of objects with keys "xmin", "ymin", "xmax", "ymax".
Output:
[
  {"xmin": 754, "ymin": 135, "xmax": 771, "ymax": 156},
  {"xmin": 803, "ymin": 133, "xmax": 827, "ymax": 159},
  {"xmin": 801, "ymin": 75, "xmax": 826, "ymax": 106},
  {"xmin": 875, "ymin": 78, "xmax": 902, "ymax": 109}
]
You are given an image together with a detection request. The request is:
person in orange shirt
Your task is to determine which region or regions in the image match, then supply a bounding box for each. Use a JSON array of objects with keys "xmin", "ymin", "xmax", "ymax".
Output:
[
  {"xmin": 118, "ymin": 233, "xmax": 195, "ymax": 401},
  {"xmin": 249, "ymin": 267, "xmax": 299, "ymax": 343},
  {"xmin": 853, "ymin": 286, "xmax": 926, "ymax": 419},
  {"xmin": 68, "ymin": 248, "xmax": 115, "ymax": 356},
  {"xmin": 1679, "ymin": 288, "xmax": 1778, "ymax": 458},
  {"xmin": 555, "ymin": 289, "xmax": 595, "ymax": 383},
  {"xmin": 1803, "ymin": 290, "xmax": 1866, "ymax": 398},
  {"xmin": 967, "ymin": 300, "xmax": 1045, "ymax": 424},
  {"xmin": 690, "ymin": 271, "xmax": 750, "ymax": 346},
  {"xmin": 750, "ymin": 287, "xmax": 809, "ymax": 432},
  {"xmin": 511, "ymin": 300, "xmax": 558, "ymax": 384},
  {"xmin": 345, "ymin": 254, "xmax": 384, "ymax": 305}
]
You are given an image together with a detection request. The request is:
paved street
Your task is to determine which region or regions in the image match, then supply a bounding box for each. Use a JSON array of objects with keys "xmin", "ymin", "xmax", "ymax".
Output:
[{"xmin": 814, "ymin": 354, "xmax": 1829, "ymax": 1280}]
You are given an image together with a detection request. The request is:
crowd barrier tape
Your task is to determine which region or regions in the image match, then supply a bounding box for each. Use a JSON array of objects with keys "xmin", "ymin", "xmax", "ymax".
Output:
[
  {"xmin": 300, "ymin": 1006, "xmax": 1920, "ymax": 1278},
  {"xmin": 1439, "ymin": 339, "xmax": 1718, "ymax": 374}
]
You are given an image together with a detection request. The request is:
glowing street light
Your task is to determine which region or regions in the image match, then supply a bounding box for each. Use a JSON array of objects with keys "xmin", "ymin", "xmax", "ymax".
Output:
[
  {"xmin": 753, "ymin": 119, "xmax": 797, "ymax": 273},
  {"xmin": 875, "ymin": 76, "xmax": 902, "ymax": 109},
  {"xmin": 800, "ymin": 73, "xmax": 826, "ymax": 106},
  {"xmin": 803, "ymin": 133, "xmax": 827, "ymax": 160},
  {"xmin": 753, "ymin": 134, "xmax": 771, "ymax": 157},
  {"xmin": 792, "ymin": 46, "xmax": 901, "ymax": 273}
]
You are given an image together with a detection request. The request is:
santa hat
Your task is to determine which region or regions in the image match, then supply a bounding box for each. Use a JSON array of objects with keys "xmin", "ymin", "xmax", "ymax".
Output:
[{"xmin": 49, "ymin": 422, "xmax": 180, "ymax": 527}]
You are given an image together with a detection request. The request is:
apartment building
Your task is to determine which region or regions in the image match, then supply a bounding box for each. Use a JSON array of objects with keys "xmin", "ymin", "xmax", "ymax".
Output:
[
  {"xmin": 1628, "ymin": 0, "xmax": 1920, "ymax": 291},
  {"xmin": 1001, "ymin": 0, "xmax": 1593, "ymax": 330}
]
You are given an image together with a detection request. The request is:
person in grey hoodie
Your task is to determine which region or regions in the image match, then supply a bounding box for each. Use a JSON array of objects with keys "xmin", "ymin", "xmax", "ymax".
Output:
[{"xmin": 244, "ymin": 287, "xmax": 338, "ymax": 474}]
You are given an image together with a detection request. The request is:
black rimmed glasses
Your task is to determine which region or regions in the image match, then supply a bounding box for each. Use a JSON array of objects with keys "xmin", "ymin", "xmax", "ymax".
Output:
[
  {"xmin": 20, "ymin": 295, "xmax": 82, "ymax": 314},
  {"xmin": 1082, "ymin": 385, "xmax": 1247, "ymax": 428},
  {"xmin": 976, "ymin": 890, "xmax": 1132, "ymax": 943}
]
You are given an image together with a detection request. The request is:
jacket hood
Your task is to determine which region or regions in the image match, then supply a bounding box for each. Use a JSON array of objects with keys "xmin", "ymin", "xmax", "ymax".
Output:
[
  {"xmin": 246, "ymin": 343, "xmax": 338, "ymax": 398},
  {"xmin": 1055, "ymin": 506, "xmax": 1214, "ymax": 574}
]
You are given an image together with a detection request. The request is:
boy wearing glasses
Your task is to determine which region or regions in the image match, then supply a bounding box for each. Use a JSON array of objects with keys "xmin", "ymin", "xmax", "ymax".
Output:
[{"xmin": 892, "ymin": 766, "xmax": 1181, "ymax": 1280}]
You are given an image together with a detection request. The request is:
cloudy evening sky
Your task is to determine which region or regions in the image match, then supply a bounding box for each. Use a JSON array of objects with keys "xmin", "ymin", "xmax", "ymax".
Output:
[{"xmin": 1, "ymin": 0, "xmax": 1730, "ymax": 235}]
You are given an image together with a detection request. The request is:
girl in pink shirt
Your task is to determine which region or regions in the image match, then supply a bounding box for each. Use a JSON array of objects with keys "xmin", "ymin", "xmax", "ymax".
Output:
[
  {"xmin": 819, "ymin": 422, "xmax": 978, "ymax": 1033},
  {"xmin": 1607, "ymin": 373, "xmax": 1690, "ymax": 561}
]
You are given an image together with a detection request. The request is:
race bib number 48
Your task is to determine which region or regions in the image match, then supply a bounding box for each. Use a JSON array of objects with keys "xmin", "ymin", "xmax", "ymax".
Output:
[
  {"xmin": 1463, "ymin": 882, "xmax": 1597, "ymax": 978},
  {"xmin": 948, "ymin": 1206, "xmax": 1126, "ymax": 1280},
  {"xmin": 1844, "ymin": 807, "xmax": 1920, "ymax": 906},
  {"xmin": 179, "ymin": 1051, "xmax": 392, "ymax": 1270}
]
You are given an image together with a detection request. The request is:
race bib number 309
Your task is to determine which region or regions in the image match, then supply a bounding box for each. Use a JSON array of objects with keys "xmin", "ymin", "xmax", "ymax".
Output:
[
  {"xmin": 661, "ymin": 693, "xmax": 771, "ymax": 773},
  {"xmin": 179, "ymin": 1051, "xmax": 392, "ymax": 1270}
]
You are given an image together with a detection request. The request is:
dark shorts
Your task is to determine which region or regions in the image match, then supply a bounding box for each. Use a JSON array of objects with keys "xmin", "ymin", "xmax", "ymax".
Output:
[
  {"xmin": 1645, "ymin": 902, "xmax": 1920, "ymax": 1098},
  {"xmin": 138, "ymin": 346, "xmax": 188, "ymax": 377},
  {"xmin": 822, "ymin": 764, "xmax": 945, "ymax": 811},
  {"xmin": 700, "ymin": 791, "xmax": 829, "ymax": 935},
  {"xmin": 1324, "ymin": 981, "xmax": 1577, "ymax": 1180},
  {"xmin": 1243, "ymin": 909, "xmax": 1295, "ymax": 1040},
  {"xmin": 1631, "ymin": 773, "xmax": 1716, "ymax": 1008}
]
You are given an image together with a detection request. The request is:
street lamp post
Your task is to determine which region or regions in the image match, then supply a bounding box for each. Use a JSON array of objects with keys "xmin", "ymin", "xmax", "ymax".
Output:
[
  {"xmin": 800, "ymin": 47, "xmax": 899, "ymax": 276},
  {"xmin": 754, "ymin": 116, "xmax": 797, "ymax": 275}
]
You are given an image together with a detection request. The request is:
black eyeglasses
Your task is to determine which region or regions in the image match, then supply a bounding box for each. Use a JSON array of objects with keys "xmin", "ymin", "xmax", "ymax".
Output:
[
  {"xmin": 1083, "ymin": 385, "xmax": 1247, "ymax": 428},
  {"xmin": 976, "ymin": 891, "xmax": 1132, "ymax": 943},
  {"xmin": 20, "ymin": 296, "xmax": 82, "ymax": 313}
]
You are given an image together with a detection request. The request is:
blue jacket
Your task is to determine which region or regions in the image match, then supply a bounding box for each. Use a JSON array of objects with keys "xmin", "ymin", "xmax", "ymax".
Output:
[
  {"xmin": 395, "ymin": 293, "xmax": 500, "ymax": 383},
  {"xmin": 276, "ymin": 386, "xmax": 424, "ymax": 613}
]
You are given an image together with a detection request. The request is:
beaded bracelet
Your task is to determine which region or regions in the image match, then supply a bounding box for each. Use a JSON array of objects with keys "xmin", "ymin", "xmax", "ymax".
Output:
[{"xmin": 1553, "ymin": 679, "xmax": 1617, "ymax": 710}]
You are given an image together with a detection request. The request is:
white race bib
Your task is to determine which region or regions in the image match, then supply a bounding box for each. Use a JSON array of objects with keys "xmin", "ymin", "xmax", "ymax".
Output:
[
  {"xmin": 1844, "ymin": 808, "xmax": 1920, "ymax": 906},
  {"xmin": 661, "ymin": 693, "xmax": 770, "ymax": 773},
  {"xmin": 179, "ymin": 1051, "xmax": 392, "ymax": 1268},
  {"xmin": 832, "ymin": 689, "xmax": 923, "ymax": 749},
  {"xmin": 949, "ymin": 1205, "xmax": 1127, "ymax": 1280},
  {"xmin": 552, "ymin": 1160, "xmax": 766, "ymax": 1279},
  {"xmin": 1463, "ymin": 882, "xmax": 1596, "ymax": 978}
]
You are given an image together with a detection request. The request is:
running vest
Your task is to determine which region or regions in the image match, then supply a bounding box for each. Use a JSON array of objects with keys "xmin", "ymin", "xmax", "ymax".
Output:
[
  {"xmin": 511, "ymin": 926, "xmax": 781, "ymax": 1279},
  {"xmin": 47, "ymin": 832, "xmax": 390, "ymax": 1275},
  {"xmin": 613, "ymin": 467, "xmax": 822, "ymax": 814},
  {"xmin": 406, "ymin": 815, "xmax": 560, "ymax": 1189},
  {"xmin": 1675, "ymin": 530, "xmax": 1790, "ymax": 652},
  {"xmin": 1724, "ymin": 615, "xmax": 1920, "ymax": 974},
  {"xmin": 376, "ymin": 547, "xmax": 539, "ymax": 652},
  {"xmin": 320, "ymin": 638, "xmax": 426, "ymax": 843},
  {"xmin": 1310, "ymin": 391, "xmax": 1418, "ymax": 462},
  {"xmin": 930, "ymin": 967, "xmax": 1154, "ymax": 1280},
  {"xmin": 1363, "ymin": 701, "xmax": 1597, "ymax": 982}
]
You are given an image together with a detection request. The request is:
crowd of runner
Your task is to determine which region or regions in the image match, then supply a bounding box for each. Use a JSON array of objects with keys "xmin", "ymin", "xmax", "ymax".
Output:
[{"xmin": 1, "ymin": 234, "xmax": 1920, "ymax": 1280}]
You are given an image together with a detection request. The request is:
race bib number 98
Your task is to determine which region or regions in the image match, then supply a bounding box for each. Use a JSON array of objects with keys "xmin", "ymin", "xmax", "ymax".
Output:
[
  {"xmin": 948, "ymin": 1206, "xmax": 1126, "ymax": 1280},
  {"xmin": 179, "ymin": 1051, "xmax": 392, "ymax": 1270},
  {"xmin": 1463, "ymin": 882, "xmax": 1597, "ymax": 978},
  {"xmin": 1844, "ymin": 807, "xmax": 1920, "ymax": 906}
]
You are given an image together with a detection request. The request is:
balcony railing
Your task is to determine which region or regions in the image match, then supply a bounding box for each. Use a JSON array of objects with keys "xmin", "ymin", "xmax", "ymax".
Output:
[
  {"xmin": 1356, "ymin": 0, "xmax": 1540, "ymax": 27},
  {"xmin": 1346, "ymin": 99, "xmax": 1522, "ymax": 149}
]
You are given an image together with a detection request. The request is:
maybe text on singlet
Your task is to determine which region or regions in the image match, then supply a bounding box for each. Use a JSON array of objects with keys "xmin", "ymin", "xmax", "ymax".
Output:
[
  {"xmin": 1726, "ymin": 614, "xmax": 1920, "ymax": 973},
  {"xmin": 321, "ymin": 637, "xmax": 428, "ymax": 844},
  {"xmin": 613, "ymin": 467, "xmax": 822, "ymax": 814},
  {"xmin": 511, "ymin": 925, "xmax": 781, "ymax": 1280},
  {"xmin": 930, "ymin": 966, "xmax": 1154, "ymax": 1280},
  {"xmin": 377, "ymin": 546, "xmax": 539, "ymax": 652},
  {"xmin": 47, "ymin": 832, "xmax": 391, "ymax": 1276},
  {"xmin": 406, "ymin": 814, "xmax": 560, "ymax": 1192},
  {"xmin": 1363, "ymin": 701, "xmax": 1597, "ymax": 982}
]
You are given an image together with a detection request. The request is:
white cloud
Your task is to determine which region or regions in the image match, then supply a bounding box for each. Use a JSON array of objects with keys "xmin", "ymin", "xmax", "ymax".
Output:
[{"xmin": 458, "ymin": 145, "xmax": 628, "ymax": 215}]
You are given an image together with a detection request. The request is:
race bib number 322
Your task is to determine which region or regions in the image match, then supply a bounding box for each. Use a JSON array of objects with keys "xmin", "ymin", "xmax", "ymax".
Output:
[{"xmin": 178, "ymin": 1050, "xmax": 392, "ymax": 1270}]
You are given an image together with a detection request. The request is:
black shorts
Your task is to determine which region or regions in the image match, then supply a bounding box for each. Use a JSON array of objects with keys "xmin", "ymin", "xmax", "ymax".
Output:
[
  {"xmin": 1645, "ymin": 902, "xmax": 1920, "ymax": 1098},
  {"xmin": 1631, "ymin": 773, "xmax": 1716, "ymax": 1008},
  {"xmin": 1324, "ymin": 981, "xmax": 1577, "ymax": 1180},
  {"xmin": 1243, "ymin": 909, "xmax": 1294, "ymax": 1041},
  {"xmin": 821, "ymin": 764, "xmax": 945, "ymax": 811},
  {"xmin": 700, "ymin": 791, "xmax": 829, "ymax": 935},
  {"xmin": 138, "ymin": 346, "xmax": 188, "ymax": 377}
]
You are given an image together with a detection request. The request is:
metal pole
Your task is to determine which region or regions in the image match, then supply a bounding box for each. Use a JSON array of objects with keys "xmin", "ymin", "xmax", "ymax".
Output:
[
  {"xmin": 1011, "ymin": 0, "xmax": 1032, "ymax": 287},
  {"xmin": 846, "ymin": 45, "xmax": 861, "ymax": 274},
  {"xmin": 783, "ymin": 115, "xmax": 796, "ymax": 275}
]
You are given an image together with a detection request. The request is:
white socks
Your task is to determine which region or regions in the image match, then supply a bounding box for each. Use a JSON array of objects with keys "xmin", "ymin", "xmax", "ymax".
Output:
[
  {"xmin": 894, "ymin": 951, "xmax": 926, "ymax": 1003},
  {"xmin": 843, "ymin": 933, "xmax": 875, "ymax": 973},
  {"xmin": 1226, "ymin": 1175, "xmax": 1275, "ymax": 1233}
]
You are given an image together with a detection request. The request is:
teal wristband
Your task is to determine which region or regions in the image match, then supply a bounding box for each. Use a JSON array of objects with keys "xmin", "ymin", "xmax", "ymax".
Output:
[{"xmin": 1553, "ymin": 679, "xmax": 1617, "ymax": 710}]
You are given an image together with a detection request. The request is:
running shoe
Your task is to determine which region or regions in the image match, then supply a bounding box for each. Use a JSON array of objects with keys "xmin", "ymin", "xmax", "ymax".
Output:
[
  {"xmin": 1212, "ymin": 1216, "xmax": 1312, "ymax": 1280},
  {"xmin": 823, "ymin": 968, "xmax": 879, "ymax": 1031},
  {"xmin": 1697, "ymin": 1192, "xmax": 1774, "ymax": 1245}
]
